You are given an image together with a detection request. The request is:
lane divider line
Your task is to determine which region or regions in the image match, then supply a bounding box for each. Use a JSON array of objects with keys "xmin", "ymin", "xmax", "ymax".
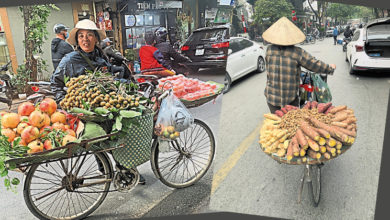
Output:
[{"xmin": 210, "ymin": 121, "xmax": 262, "ymax": 195}]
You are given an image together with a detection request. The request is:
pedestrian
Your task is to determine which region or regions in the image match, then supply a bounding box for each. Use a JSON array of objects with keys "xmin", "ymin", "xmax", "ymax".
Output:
[
  {"xmin": 51, "ymin": 24, "xmax": 74, "ymax": 71},
  {"xmin": 261, "ymin": 17, "xmax": 336, "ymax": 113},
  {"xmin": 50, "ymin": 19, "xmax": 146, "ymax": 185},
  {"xmin": 139, "ymin": 31, "xmax": 176, "ymax": 76},
  {"xmin": 333, "ymin": 26, "xmax": 339, "ymax": 45},
  {"xmin": 344, "ymin": 25, "xmax": 353, "ymax": 39},
  {"xmin": 154, "ymin": 27, "xmax": 193, "ymax": 76}
]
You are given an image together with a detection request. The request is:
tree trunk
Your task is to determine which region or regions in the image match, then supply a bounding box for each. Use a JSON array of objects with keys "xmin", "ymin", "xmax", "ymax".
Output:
[{"xmin": 23, "ymin": 6, "xmax": 38, "ymax": 82}]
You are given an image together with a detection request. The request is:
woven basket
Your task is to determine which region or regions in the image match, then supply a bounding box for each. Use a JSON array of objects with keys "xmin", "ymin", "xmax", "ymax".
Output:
[{"xmin": 111, "ymin": 111, "xmax": 154, "ymax": 169}]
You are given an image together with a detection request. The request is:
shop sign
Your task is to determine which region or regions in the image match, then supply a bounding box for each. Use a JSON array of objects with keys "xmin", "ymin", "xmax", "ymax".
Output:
[
  {"xmin": 219, "ymin": 0, "xmax": 234, "ymax": 6},
  {"xmin": 137, "ymin": 1, "xmax": 158, "ymax": 10}
]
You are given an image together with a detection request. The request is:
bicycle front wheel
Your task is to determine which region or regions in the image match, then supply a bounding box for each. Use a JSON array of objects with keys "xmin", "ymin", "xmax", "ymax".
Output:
[
  {"xmin": 23, "ymin": 152, "xmax": 112, "ymax": 220},
  {"xmin": 307, "ymin": 164, "xmax": 322, "ymax": 207},
  {"xmin": 151, "ymin": 119, "xmax": 215, "ymax": 188}
]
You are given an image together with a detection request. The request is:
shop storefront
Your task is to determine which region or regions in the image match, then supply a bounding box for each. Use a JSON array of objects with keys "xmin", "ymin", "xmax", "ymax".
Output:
[{"xmin": 0, "ymin": 17, "xmax": 10, "ymax": 66}]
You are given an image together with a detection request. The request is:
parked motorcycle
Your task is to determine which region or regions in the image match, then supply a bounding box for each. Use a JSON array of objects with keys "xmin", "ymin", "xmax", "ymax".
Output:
[
  {"xmin": 342, "ymin": 37, "xmax": 352, "ymax": 52},
  {"xmin": 0, "ymin": 61, "xmax": 18, "ymax": 108}
]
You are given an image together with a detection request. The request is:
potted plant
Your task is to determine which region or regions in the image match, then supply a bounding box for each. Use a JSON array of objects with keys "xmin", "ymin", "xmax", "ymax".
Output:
[{"xmin": 11, "ymin": 64, "xmax": 31, "ymax": 99}]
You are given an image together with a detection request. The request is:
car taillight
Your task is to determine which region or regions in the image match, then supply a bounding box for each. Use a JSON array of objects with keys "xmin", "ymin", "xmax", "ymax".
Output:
[
  {"xmin": 355, "ymin": 45, "xmax": 364, "ymax": 52},
  {"xmin": 31, "ymin": 86, "xmax": 39, "ymax": 92},
  {"xmin": 212, "ymin": 42, "xmax": 230, "ymax": 48},
  {"xmin": 181, "ymin": 45, "xmax": 190, "ymax": 51}
]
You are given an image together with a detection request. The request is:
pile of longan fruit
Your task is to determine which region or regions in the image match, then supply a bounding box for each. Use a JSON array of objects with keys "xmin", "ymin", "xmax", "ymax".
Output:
[{"xmin": 60, "ymin": 75, "xmax": 141, "ymax": 110}]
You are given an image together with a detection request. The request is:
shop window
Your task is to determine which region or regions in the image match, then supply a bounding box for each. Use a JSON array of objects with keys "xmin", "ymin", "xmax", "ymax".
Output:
[
  {"xmin": 136, "ymin": 15, "xmax": 144, "ymax": 26},
  {"xmin": 0, "ymin": 29, "xmax": 10, "ymax": 66},
  {"xmin": 145, "ymin": 14, "xmax": 153, "ymax": 26}
]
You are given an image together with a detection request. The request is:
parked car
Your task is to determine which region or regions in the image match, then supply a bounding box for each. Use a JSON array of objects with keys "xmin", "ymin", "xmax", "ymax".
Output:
[
  {"xmin": 180, "ymin": 25, "xmax": 230, "ymax": 73},
  {"xmin": 224, "ymin": 37, "xmax": 266, "ymax": 93},
  {"xmin": 346, "ymin": 18, "xmax": 390, "ymax": 74},
  {"xmin": 326, "ymin": 27, "xmax": 334, "ymax": 37}
]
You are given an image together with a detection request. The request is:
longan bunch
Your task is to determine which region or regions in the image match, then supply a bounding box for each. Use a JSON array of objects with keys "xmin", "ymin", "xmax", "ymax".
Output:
[{"xmin": 60, "ymin": 75, "xmax": 141, "ymax": 110}]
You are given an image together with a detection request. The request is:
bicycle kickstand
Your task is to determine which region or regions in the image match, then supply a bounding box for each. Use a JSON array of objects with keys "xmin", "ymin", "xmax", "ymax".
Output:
[{"xmin": 297, "ymin": 166, "xmax": 306, "ymax": 204}]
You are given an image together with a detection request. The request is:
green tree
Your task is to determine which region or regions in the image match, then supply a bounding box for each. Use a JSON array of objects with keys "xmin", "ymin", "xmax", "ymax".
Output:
[
  {"xmin": 327, "ymin": 3, "xmax": 359, "ymax": 24},
  {"xmin": 253, "ymin": 0, "xmax": 294, "ymax": 29},
  {"xmin": 19, "ymin": 4, "xmax": 59, "ymax": 82}
]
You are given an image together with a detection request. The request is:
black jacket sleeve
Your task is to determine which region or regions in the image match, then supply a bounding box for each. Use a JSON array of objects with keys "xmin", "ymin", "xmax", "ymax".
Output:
[
  {"xmin": 168, "ymin": 46, "xmax": 190, "ymax": 63},
  {"xmin": 50, "ymin": 58, "xmax": 71, "ymax": 102},
  {"xmin": 153, "ymin": 49, "xmax": 172, "ymax": 70}
]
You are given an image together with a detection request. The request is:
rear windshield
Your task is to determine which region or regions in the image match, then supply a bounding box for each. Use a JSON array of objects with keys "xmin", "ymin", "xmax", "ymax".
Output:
[
  {"xmin": 367, "ymin": 23, "xmax": 390, "ymax": 40},
  {"xmin": 186, "ymin": 29, "xmax": 227, "ymax": 45}
]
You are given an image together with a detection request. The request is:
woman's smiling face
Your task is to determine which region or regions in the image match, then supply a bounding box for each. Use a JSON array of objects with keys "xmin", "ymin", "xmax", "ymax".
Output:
[{"xmin": 77, "ymin": 29, "xmax": 97, "ymax": 52}]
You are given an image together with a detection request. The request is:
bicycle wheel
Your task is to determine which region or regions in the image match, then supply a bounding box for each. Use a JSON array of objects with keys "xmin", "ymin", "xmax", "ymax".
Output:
[
  {"xmin": 307, "ymin": 164, "xmax": 321, "ymax": 207},
  {"xmin": 151, "ymin": 119, "xmax": 215, "ymax": 188},
  {"xmin": 310, "ymin": 37, "xmax": 316, "ymax": 44},
  {"xmin": 23, "ymin": 152, "xmax": 112, "ymax": 220}
]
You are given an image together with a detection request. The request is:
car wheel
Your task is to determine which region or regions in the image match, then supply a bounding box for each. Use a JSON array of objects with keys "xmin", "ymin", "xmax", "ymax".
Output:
[
  {"xmin": 257, "ymin": 57, "xmax": 266, "ymax": 73},
  {"xmin": 349, "ymin": 58, "xmax": 355, "ymax": 75},
  {"xmin": 223, "ymin": 72, "xmax": 232, "ymax": 94}
]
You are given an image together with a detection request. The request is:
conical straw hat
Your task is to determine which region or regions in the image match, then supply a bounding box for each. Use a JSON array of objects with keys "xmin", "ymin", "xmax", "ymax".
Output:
[
  {"xmin": 67, "ymin": 19, "xmax": 106, "ymax": 46},
  {"xmin": 262, "ymin": 17, "xmax": 306, "ymax": 46}
]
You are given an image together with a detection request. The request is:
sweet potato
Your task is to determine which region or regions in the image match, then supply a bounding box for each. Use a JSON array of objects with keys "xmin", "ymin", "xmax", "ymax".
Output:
[
  {"xmin": 329, "ymin": 105, "xmax": 347, "ymax": 114},
  {"xmin": 315, "ymin": 128, "xmax": 331, "ymax": 139},
  {"xmin": 317, "ymin": 102, "xmax": 332, "ymax": 113},
  {"xmin": 343, "ymin": 117, "xmax": 357, "ymax": 124},
  {"xmin": 281, "ymin": 107, "xmax": 288, "ymax": 114},
  {"xmin": 326, "ymin": 146, "xmax": 336, "ymax": 154},
  {"xmin": 318, "ymin": 137, "xmax": 326, "ymax": 146},
  {"xmin": 333, "ymin": 126, "xmax": 356, "ymax": 137},
  {"xmin": 323, "ymin": 152, "xmax": 331, "ymax": 160},
  {"xmin": 332, "ymin": 112, "xmax": 349, "ymax": 122},
  {"xmin": 292, "ymin": 136, "xmax": 300, "ymax": 156},
  {"xmin": 303, "ymin": 101, "xmax": 311, "ymax": 109},
  {"xmin": 296, "ymin": 128, "xmax": 308, "ymax": 149},
  {"xmin": 336, "ymin": 141, "xmax": 342, "ymax": 150},
  {"xmin": 300, "ymin": 121, "xmax": 320, "ymax": 141},
  {"xmin": 311, "ymin": 101, "xmax": 318, "ymax": 109},
  {"xmin": 286, "ymin": 140, "xmax": 294, "ymax": 161},
  {"xmin": 324, "ymin": 106, "xmax": 335, "ymax": 114},
  {"xmin": 302, "ymin": 157, "xmax": 307, "ymax": 163},
  {"xmin": 300, "ymin": 148, "xmax": 306, "ymax": 157},
  {"xmin": 264, "ymin": 113, "xmax": 281, "ymax": 121},
  {"xmin": 331, "ymin": 121, "xmax": 348, "ymax": 128},
  {"xmin": 307, "ymin": 117, "xmax": 349, "ymax": 143},
  {"xmin": 308, "ymin": 149, "xmax": 321, "ymax": 159},
  {"xmin": 337, "ymin": 149, "xmax": 342, "ymax": 155},
  {"xmin": 307, "ymin": 137, "xmax": 320, "ymax": 151},
  {"xmin": 285, "ymin": 105, "xmax": 295, "ymax": 111},
  {"xmin": 327, "ymin": 138, "xmax": 337, "ymax": 147},
  {"xmin": 320, "ymin": 146, "xmax": 327, "ymax": 154},
  {"xmin": 276, "ymin": 148, "xmax": 286, "ymax": 157},
  {"xmin": 275, "ymin": 110, "xmax": 284, "ymax": 117}
]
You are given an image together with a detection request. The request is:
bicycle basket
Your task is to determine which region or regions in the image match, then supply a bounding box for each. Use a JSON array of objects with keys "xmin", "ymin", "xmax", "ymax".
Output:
[{"xmin": 111, "ymin": 110, "xmax": 154, "ymax": 169}]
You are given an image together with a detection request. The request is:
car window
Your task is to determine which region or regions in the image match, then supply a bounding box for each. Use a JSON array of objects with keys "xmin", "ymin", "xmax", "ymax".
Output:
[
  {"xmin": 367, "ymin": 24, "xmax": 390, "ymax": 40},
  {"xmin": 186, "ymin": 28, "xmax": 227, "ymax": 45},
  {"xmin": 240, "ymin": 39, "xmax": 253, "ymax": 49},
  {"xmin": 229, "ymin": 39, "xmax": 241, "ymax": 53},
  {"xmin": 352, "ymin": 30, "xmax": 360, "ymax": 41}
]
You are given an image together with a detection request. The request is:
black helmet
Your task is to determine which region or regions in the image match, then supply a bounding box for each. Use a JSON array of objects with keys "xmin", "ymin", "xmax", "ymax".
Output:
[
  {"xmin": 53, "ymin": 23, "xmax": 69, "ymax": 34},
  {"xmin": 155, "ymin": 27, "xmax": 168, "ymax": 42}
]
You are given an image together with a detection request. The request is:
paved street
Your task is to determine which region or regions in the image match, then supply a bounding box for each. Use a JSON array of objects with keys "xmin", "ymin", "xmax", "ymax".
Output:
[
  {"xmin": 0, "ymin": 70, "xmax": 224, "ymax": 219},
  {"xmin": 207, "ymin": 37, "xmax": 390, "ymax": 220}
]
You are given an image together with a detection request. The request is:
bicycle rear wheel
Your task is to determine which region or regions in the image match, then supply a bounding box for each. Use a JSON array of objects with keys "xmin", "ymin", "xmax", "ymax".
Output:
[
  {"xmin": 23, "ymin": 152, "xmax": 112, "ymax": 220},
  {"xmin": 151, "ymin": 119, "xmax": 215, "ymax": 188},
  {"xmin": 307, "ymin": 164, "xmax": 321, "ymax": 207}
]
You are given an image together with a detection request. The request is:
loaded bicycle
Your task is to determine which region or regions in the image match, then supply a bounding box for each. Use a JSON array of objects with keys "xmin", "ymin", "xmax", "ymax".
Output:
[
  {"xmin": 259, "ymin": 70, "xmax": 357, "ymax": 207},
  {"xmin": 5, "ymin": 72, "xmax": 221, "ymax": 219}
]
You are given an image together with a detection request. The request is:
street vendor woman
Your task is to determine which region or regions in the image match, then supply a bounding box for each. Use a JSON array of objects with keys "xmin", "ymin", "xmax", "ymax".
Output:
[
  {"xmin": 50, "ymin": 19, "xmax": 146, "ymax": 185},
  {"xmin": 50, "ymin": 19, "xmax": 125, "ymax": 103},
  {"xmin": 262, "ymin": 17, "xmax": 336, "ymax": 113}
]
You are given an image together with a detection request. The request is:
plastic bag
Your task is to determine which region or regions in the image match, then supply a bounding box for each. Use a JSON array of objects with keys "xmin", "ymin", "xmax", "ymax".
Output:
[
  {"xmin": 312, "ymin": 74, "xmax": 332, "ymax": 103},
  {"xmin": 154, "ymin": 92, "xmax": 194, "ymax": 141}
]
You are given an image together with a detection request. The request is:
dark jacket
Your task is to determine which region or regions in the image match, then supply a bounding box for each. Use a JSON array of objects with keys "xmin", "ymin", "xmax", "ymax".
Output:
[
  {"xmin": 51, "ymin": 38, "xmax": 74, "ymax": 70},
  {"xmin": 154, "ymin": 40, "xmax": 190, "ymax": 68},
  {"xmin": 50, "ymin": 47, "xmax": 124, "ymax": 102},
  {"xmin": 344, "ymin": 29, "xmax": 353, "ymax": 38}
]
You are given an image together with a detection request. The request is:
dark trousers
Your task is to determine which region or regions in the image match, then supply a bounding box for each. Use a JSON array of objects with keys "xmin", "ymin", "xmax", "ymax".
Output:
[
  {"xmin": 267, "ymin": 97, "xmax": 299, "ymax": 114},
  {"xmin": 333, "ymin": 36, "xmax": 337, "ymax": 45}
]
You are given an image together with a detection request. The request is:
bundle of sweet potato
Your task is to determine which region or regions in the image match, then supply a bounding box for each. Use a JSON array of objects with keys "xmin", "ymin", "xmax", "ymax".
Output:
[{"xmin": 259, "ymin": 102, "xmax": 357, "ymax": 162}]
